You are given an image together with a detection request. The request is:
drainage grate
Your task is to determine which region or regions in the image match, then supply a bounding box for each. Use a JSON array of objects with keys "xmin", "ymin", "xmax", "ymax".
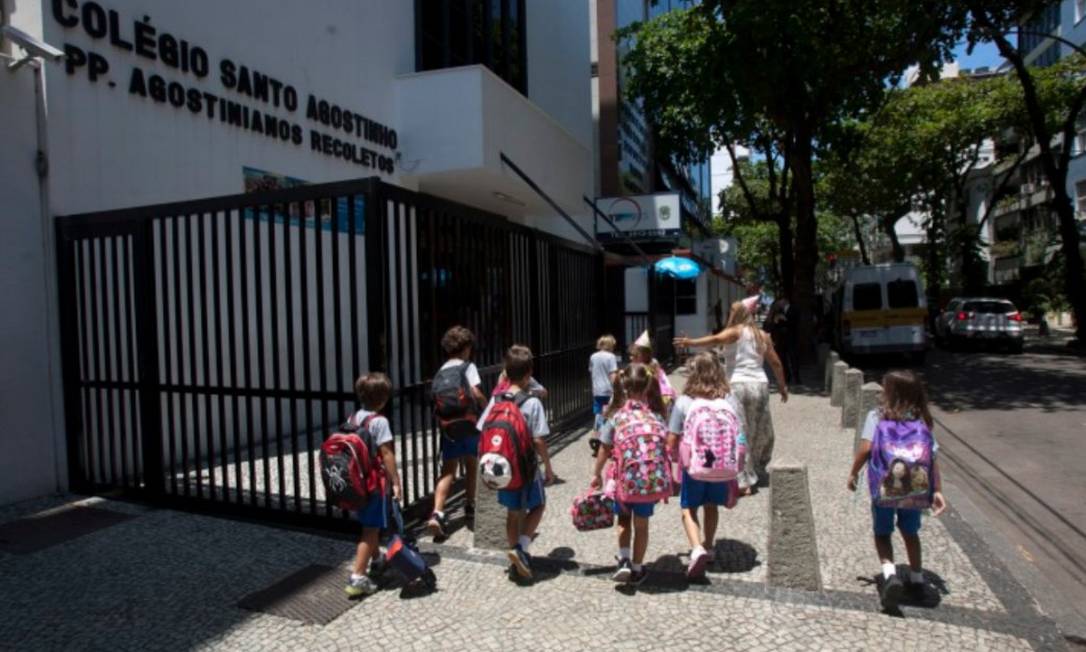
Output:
[
  {"xmin": 237, "ymin": 564, "xmax": 357, "ymax": 625},
  {"xmin": 0, "ymin": 507, "xmax": 134, "ymax": 555}
]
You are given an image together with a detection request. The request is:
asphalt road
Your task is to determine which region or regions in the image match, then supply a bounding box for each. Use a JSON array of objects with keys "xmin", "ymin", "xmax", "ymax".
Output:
[{"xmin": 851, "ymin": 340, "xmax": 1086, "ymax": 643}]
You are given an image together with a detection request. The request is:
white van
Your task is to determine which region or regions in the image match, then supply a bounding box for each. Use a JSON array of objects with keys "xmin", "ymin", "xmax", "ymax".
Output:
[{"xmin": 831, "ymin": 263, "xmax": 928, "ymax": 362}]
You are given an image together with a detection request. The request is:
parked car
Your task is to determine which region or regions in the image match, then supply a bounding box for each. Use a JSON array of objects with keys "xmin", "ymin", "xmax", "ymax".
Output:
[
  {"xmin": 935, "ymin": 297, "xmax": 1024, "ymax": 353},
  {"xmin": 830, "ymin": 263, "xmax": 928, "ymax": 364}
]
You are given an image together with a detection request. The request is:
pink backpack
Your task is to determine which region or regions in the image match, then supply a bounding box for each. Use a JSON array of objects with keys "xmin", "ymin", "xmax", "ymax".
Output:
[
  {"xmin": 611, "ymin": 400, "xmax": 672, "ymax": 504},
  {"xmin": 680, "ymin": 398, "xmax": 745, "ymax": 482}
]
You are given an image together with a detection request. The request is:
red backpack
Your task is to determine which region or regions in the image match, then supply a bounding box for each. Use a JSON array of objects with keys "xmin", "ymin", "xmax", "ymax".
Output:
[
  {"xmin": 477, "ymin": 392, "xmax": 537, "ymax": 492},
  {"xmin": 319, "ymin": 414, "xmax": 383, "ymax": 511}
]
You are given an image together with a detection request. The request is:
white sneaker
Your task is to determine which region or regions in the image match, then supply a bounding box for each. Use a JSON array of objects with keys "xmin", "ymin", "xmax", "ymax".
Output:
[
  {"xmin": 345, "ymin": 575, "xmax": 378, "ymax": 598},
  {"xmin": 612, "ymin": 557, "xmax": 633, "ymax": 582},
  {"xmin": 687, "ymin": 547, "xmax": 710, "ymax": 579}
]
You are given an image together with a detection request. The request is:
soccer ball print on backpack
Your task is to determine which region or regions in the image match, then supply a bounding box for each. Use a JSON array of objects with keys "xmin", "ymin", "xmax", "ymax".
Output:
[
  {"xmin": 320, "ymin": 415, "xmax": 381, "ymax": 512},
  {"xmin": 867, "ymin": 418, "xmax": 935, "ymax": 510},
  {"xmin": 680, "ymin": 398, "xmax": 745, "ymax": 482},
  {"xmin": 611, "ymin": 400, "xmax": 672, "ymax": 504},
  {"xmin": 431, "ymin": 362, "xmax": 477, "ymax": 437},
  {"xmin": 478, "ymin": 392, "xmax": 537, "ymax": 491}
]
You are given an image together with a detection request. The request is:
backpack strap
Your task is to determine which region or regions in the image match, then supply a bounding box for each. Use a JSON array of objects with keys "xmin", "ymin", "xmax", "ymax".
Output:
[{"xmin": 499, "ymin": 391, "xmax": 532, "ymax": 408}]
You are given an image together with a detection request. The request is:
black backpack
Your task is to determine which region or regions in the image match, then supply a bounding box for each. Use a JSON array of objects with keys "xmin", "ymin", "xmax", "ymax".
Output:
[{"xmin": 431, "ymin": 362, "xmax": 477, "ymax": 438}]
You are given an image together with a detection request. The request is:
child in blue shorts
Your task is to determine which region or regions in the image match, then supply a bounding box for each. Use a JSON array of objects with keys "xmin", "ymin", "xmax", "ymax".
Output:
[
  {"xmin": 478, "ymin": 345, "xmax": 553, "ymax": 580},
  {"xmin": 667, "ymin": 352, "xmax": 744, "ymax": 579},
  {"xmin": 588, "ymin": 334, "xmax": 619, "ymax": 454},
  {"xmin": 848, "ymin": 370, "xmax": 948, "ymax": 610},
  {"xmin": 591, "ymin": 364, "xmax": 667, "ymax": 586},
  {"xmin": 346, "ymin": 372, "xmax": 403, "ymax": 598}
]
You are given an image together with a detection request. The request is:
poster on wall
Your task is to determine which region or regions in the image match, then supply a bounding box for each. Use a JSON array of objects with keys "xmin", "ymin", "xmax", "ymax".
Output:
[
  {"xmin": 242, "ymin": 167, "xmax": 364, "ymax": 234},
  {"xmin": 595, "ymin": 193, "xmax": 682, "ymax": 243}
]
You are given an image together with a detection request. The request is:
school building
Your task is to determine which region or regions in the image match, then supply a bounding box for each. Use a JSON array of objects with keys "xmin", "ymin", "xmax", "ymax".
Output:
[{"xmin": 0, "ymin": 0, "xmax": 737, "ymax": 522}]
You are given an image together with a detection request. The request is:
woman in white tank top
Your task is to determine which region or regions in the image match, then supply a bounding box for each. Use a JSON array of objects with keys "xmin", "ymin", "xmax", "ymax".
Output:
[{"xmin": 675, "ymin": 299, "xmax": 788, "ymax": 491}]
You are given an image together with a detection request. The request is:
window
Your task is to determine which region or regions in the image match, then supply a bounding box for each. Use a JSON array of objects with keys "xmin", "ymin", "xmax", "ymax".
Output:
[
  {"xmin": 675, "ymin": 279, "xmax": 697, "ymax": 315},
  {"xmin": 1077, "ymin": 180, "xmax": 1086, "ymax": 214},
  {"xmin": 1077, "ymin": 0, "xmax": 1086, "ymax": 24},
  {"xmin": 852, "ymin": 283, "xmax": 883, "ymax": 311},
  {"xmin": 963, "ymin": 300, "xmax": 1016, "ymax": 314},
  {"xmin": 417, "ymin": 0, "xmax": 527, "ymax": 94},
  {"xmin": 886, "ymin": 279, "xmax": 919, "ymax": 309}
]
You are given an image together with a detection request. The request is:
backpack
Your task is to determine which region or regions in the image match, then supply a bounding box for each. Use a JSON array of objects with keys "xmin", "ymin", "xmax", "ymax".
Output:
[
  {"xmin": 477, "ymin": 392, "xmax": 537, "ymax": 492},
  {"xmin": 680, "ymin": 398, "xmax": 745, "ymax": 482},
  {"xmin": 867, "ymin": 418, "xmax": 935, "ymax": 509},
  {"xmin": 611, "ymin": 400, "xmax": 672, "ymax": 504},
  {"xmin": 319, "ymin": 414, "xmax": 382, "ymax": 511},
  {"xmin": 432, "ymin": 362, "xmax": 477, "ymax": 438}
]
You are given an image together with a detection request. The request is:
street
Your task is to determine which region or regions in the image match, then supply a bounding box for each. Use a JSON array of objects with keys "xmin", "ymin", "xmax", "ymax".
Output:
[{"xmin": 853, "ymin": 337, "xmax": 1086, "ymax": 643}]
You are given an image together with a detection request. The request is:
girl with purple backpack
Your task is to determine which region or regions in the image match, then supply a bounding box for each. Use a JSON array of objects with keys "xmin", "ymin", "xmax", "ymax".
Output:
[
  {"xmin": 590, "ymin": 364, "xmax": 670, "ymax": 586},
  {"xmin": 847, "ymin": 370, "xmax": 948, "ymax": 611}
]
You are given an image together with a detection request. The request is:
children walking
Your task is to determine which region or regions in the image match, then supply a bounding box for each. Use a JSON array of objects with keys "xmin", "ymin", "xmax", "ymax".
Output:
[
  {"xmin": 428, "ymin": 326, "xmax": 488, "ymax": 539},
  {"xmin": 588, "ymin": 334, "xmax": 620, "ymax": 452},
  {"xmin": 630, "ymin": 330, "xmax": 675, "ymax": 413},
  {"xmin": 345, "ymin": 372, "xmax": 402, "ymax": 598},
  {"xmin": 591, "ymin": 363, "xmax": 671, "ymax": 586},
  {"xmin": 847, "ymin": 370, "xmax": 947, "ymax": 610},
  {"xmin": 477, "ymin": 345, "xmax": 554, "ymax": 580},
  {"xmin": 667, "ymin": 352, "xmax": 745, "ymax": 579}
]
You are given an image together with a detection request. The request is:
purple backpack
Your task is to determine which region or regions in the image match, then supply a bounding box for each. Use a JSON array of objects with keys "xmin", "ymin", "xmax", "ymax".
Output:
[{"xmin": 867, "ymin": 418, "xmax": 935, "ymax": 510}]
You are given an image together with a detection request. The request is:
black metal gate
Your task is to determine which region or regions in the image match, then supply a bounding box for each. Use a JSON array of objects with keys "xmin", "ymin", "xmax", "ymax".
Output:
[{"xmin": 55, "ymin": 177, "xmax": 602, "ymax": 530}]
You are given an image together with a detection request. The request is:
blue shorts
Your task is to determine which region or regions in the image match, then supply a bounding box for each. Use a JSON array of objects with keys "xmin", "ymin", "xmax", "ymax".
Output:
[
  {"xmin": 617, "ymin": 501, "xmax": 656, "ymax": 518},
  {"xmin": 441, "ymin": 433, "xmax": 480, "ymax": 462},
  {"xmin": 497, "ymin": 472, "xmax": 546, "ymax": 511},
  {"xmin": 356, "ymin": 492, "xmax": 390, "ymax": 530},
  {"xmin": 680, "ymin": 471, "xmax": 729, "ymax": 509},
  {"xmin": 593, "ymin": 396, "xmax": 610, "ymax": 430},
  {"xmin": 872, "ymin": 505, "xmax": 922, "ymax": 536}
]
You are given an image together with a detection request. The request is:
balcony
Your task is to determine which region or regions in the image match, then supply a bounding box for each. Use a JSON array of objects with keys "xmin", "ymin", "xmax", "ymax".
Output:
[{"xmin": 991, "ymin": 183, "xmax": 1055, "ymax": 219}]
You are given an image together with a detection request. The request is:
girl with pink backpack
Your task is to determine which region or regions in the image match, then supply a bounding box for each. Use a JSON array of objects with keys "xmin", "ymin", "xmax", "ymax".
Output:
[
  {"xmin": 667, "ymin": 352, "xmax": 746, "ymax": 579},
  {"xmin": 590, "ymin": 364, "xmax": 670, "ymax": 586}
]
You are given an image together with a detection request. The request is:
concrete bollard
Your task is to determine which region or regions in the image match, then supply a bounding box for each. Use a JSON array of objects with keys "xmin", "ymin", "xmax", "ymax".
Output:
[
  {"xmin": 841, "ymin": 368, "xmax": 863, "ymax": 429},
  {"xmin": 854, "ymin": 382, "xmax": 884, "ymax": 450},
  {"xmin": 471, "ymin": 482, "xmax": 506, "ymax": 551},
  {"xmin": 767, "ymin": 459, "xmax": 823, "ymax": 592},
  {"xmin": 823, "ymin": 351, "xmax": 839, "ymax": 393},
  {"xmin": 830, "ymin": 361, "xmax": 847, "ymax": 407}
]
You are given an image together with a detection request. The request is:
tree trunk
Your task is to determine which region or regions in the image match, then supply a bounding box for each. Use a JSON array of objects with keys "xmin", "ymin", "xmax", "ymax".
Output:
[
  {"xmin": 924, "ymin": 205, "xmax": 944, "ymax": 319},
  {"xmin": 777, "ymin": 214, "xmax": 795, "ymax": 300},
  {"xmin": 791, "ymin": 122, "xmax": 819, "ymax": 359},
  {"xmin": 884, "ymin": 215, "xmax": 905, "ymax": 263},
  {"xmin": 850, "ymin": 212, "xmax": 870, "ymax": 265},
  {"xmin": 1051, "ymin": 190, "xmax": 1086, "ymax": 342}
]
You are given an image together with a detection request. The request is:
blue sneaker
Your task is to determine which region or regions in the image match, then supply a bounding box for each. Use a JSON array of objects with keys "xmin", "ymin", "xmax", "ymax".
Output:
[{"xmin": 507, "ymin": 545, "xmax": 533, "ymax": 579}]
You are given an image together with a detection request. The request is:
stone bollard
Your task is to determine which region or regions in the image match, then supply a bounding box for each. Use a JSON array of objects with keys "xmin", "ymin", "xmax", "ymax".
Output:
[
  {"xmin": 830, "ymin": 361, "xmax": 847, "ymax": 407},
  {"xmin": 471, "ymin": 482, "xmax": 506, "ymax": 551},
  {"xmin": 767, "ymin": 459, "xmax": 823, "ymax": 592},
  {"xmin": 840, "ymin": 368, "xmax": 864, "ymax": 429},
  {"xmin": 823, "ymin": 351, "xmax": 840, "ymax": 393},
  {"xmin": 854, "ymin": 382, "xmax": 884, "ymax": 450}
]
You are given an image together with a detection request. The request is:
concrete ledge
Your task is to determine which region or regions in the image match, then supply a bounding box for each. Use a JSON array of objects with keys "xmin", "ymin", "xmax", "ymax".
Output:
[
  {"xmin": 840, "ymin": 368, "xmax": 863, "ymax": 429},
  {"xmin": 830, "ymin": 361, "xmax": 847, "ymax": 407},
  {"xmin": 471, "ymin": 484, "xmax": 506, "ymax": 551},
  {"xmin": 767, "ymin": 460, "xmax": 822, "ymax": 592},
  {"xmin": 855, "ymin": 382, "xmax": 883, "ymax": 449},
  {"xmin": 823, "ymin": 351, "xmax": 839, "ymax": 392}
]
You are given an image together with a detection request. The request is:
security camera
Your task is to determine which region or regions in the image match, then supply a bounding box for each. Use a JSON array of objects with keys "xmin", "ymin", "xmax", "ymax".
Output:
[{"xmin": 2, "ymin": 25, "xmax": 65, "ymax": 62}]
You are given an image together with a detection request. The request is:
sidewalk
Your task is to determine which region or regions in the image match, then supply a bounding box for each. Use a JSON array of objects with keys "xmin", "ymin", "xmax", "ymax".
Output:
[{"xmin": 0, "ymin": 369, "xmax": 1066, "ymax": 651}]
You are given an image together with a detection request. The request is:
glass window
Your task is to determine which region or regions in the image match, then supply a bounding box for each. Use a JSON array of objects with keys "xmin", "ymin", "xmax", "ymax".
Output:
[
  {"xmin": 675, "ymin": 279, "xmax": 697, "ymax": 315},
  {"xmin": 852, "ymin": 283, "xmax": 883, "ymax": 311},
  {"xmin": 1077, "ymin": 0, "xmax": 1085, "ymax": 24},
  {"xmin": 886, "ymin": 279, "xmax": 919, "ymax": 309},
  {"xmin": 963, "ymin": 300, "xmax": 1016, "ymax": 314},
  {"xmin": 418, "ymin": 0, "xmax": 526, "ymax": 93}
]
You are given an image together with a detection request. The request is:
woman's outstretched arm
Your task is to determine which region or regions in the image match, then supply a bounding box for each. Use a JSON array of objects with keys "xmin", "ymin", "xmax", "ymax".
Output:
[{"xmin": 674, "ymin": 326, "xmax": 740, "ymax": 349}]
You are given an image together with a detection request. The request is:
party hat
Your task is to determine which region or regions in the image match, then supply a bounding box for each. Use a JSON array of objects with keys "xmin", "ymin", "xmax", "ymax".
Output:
[{"xmin": 633, "ymin": 330, "xmax": 652, "ymax": 348}]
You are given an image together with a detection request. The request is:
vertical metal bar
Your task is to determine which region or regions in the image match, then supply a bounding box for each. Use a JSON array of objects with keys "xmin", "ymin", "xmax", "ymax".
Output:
[
  {"xmin": 284, "ymin": 202, "xmax": 301, "ymax": 512},
  {"xmin": 198, "ymin": 213, "xmax": 216, "ymax": 500},
  {"xmin": 172, "ymin": 215, "xmax": 191, "ymax": 496},
  {"xmin": 109, "ymin": 236, "xmax": 126, "ymax": 488},
  {"xmin": 212, "ymin": 210, "xmax": 230, "ymax": 502},
  {"xmin": 366, "ymin": 184, "xmax": 389, "ymax": 375},
  {"xmin": 78, "ymin": 241, "xmax": 96, "ymax": 487},
  {"xmin": 133, "ymin": 220, "xmax": 164, "ymax": 497},
  {"xmin": 239, "ymin": 206, "xmax": 255, "ymax": 506},
  {"xmin": 405, "ymin": 205, "xmax": 420, "ymax": 499},
  {"xmin": 160, "ymin": 219, "xmax": 178, "ymax": 495},
  {"xmin": 89, "ymin": 238, "xmax": 108, "ymax": 486},
  {"xmin": 123, "ymin": 236, "xmax": 141, "ymax": 487},
  {"xmin": 55, "ymin": 224, "xmax": 89, "ymax": 492},
  {"xmin": 315, "ymin": 197, "xmax": 331, "ymax": 516},
  {"xmin": 268, "ymin": 203, "xmax": 285, "ymax": 510},
  {"xmin": 392, "ymin": 203, "xmax": 414, "ymax": 506},
  {"xmin": 300, "ymin": 200, "xmax": 316, "ymax": 514},
  {"xmin": 331, "ymin": 195, "xmax": 345, "ymax": 420},
  {"xmin": 184, "ymin": 214, "xmax": 201, "ymax": 496},
  {"xmin": 226, "ymin": 209, "xmax": 244, "ymax": 501},
  {"xmin": 253, "ymin": 206, "xmax": 270, "ymax": 507}
]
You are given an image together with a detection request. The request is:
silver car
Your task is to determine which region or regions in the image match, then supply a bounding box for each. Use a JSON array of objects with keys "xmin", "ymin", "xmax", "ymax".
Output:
[{"xmin": 936, "ymin": 297, "xmax": 1024, "ymax": 353}]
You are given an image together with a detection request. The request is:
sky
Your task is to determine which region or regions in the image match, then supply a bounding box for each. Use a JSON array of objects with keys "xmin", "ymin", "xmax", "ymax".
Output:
[{"xmin": 951, "ymin": 40, "xmax": 1006, "ymax": 71}]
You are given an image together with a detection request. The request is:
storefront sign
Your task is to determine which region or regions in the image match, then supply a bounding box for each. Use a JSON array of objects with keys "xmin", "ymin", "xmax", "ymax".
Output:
[
  {"xmin": 50, "ymin": 0, "xmax": 397, "ymax": 174},
  {"xmin": 595, "ymin": 193, "xmax": 682, "ymax": 242}
]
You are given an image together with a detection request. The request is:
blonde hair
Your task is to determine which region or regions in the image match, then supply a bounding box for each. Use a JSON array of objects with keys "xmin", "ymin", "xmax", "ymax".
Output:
[
  {"xmin": 597, "ymin": 334, "xmax": 617, "ymax": 351},
  {"xmin": 683, "ymin": 352, "xmax": 730, "ymax": 400},
  {"xmin": 726, "ymin": 300, "xmax": 769, "ymax": 353},
  {"xmin": 608, "ymin": 363, "xmax": 666, "ymax": 417}
]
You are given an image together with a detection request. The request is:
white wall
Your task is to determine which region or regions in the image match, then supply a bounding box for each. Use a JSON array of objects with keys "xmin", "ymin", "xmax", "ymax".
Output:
[{"xmin": 0, "ymin": 63, "xmax": 64, "ymax": 504}]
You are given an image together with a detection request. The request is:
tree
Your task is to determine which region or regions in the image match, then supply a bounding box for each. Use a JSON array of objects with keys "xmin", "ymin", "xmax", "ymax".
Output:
[
  {"xmin": 620, "ymin": 1, "xmax": 964, "ymax": 355},
  {"xmin": 967, "ymin": 2, "xmax": 1086, "ymax": 343}
]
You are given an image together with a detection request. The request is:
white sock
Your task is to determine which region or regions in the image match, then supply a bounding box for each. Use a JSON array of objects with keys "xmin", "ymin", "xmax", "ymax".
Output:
[
  {"xmin": 618, "ymin": 547, "xmax": 631, "ymax": 560},
  {"xmin": 910, "ymin": 569, "xmax": 924, "ymax": 584},
  {"xmin": 692, "ymin": 545, "xmax": 707, "ymax": 558},
  {"xmin": 881, "ymin": 562, "xmax": 896, "ymax": 579},
  {"xmin": 350, "ymin": 573, "xmax": 365, "ymax": 582},
  {"xmin": 433, "ymin": 510, "xmax": 444, "ymax": 519},
  {"xmin": 518, "ymin": 535, "xmax": 532, "ymax": 551},
  {"xmin": 632, "ymin": 563, "xmax": 643, "ymax": 572}
]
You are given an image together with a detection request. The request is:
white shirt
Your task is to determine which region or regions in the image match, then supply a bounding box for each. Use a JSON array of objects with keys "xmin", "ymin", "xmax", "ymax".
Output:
[
  {"xmin": 351, "ymin": 409, "xmax": 393, "ymax": 448},
  {"xmin": 589, "ymin": 350, "xmax": 619, "ymax": 396},
  {"xmin": 722, "ymin": 327, "xmax": 768, "ymax": 384},
  {"xmin": 440, "ymin": 357, "xmax": 481, "ymax": 388}
]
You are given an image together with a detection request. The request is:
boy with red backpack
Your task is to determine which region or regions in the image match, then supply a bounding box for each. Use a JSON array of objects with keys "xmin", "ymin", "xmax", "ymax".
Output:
[
  {"xmin": 477, "ymin": 344, "xmax": 553, "ymax": 580},
  {"xmin": 847, "ymin": 370, "xmax": 948, "ymax": 611},
  {"xmin": 667, "ymin": 352, "xmax": 746, "ymax": 579},
  {"xmin": 590, "ymin": 363, "xmax": 671, "ymax": 586},
  {"xmin": 331, "ymin": 372, "xmax": 402, "ymax": 598},
  {"xmin": 428, "ymin": 326, "xmax": 488, "ymax": 539}
]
